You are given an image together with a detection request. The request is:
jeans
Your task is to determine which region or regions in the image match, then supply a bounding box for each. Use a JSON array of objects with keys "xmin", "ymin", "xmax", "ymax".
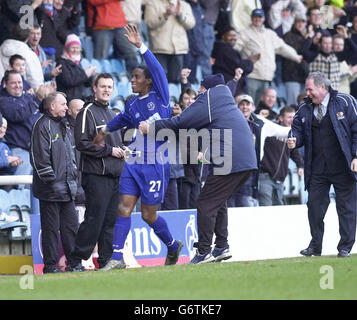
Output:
[
  {"xmin": 247, "ymin": 78, "xmax": 270, "ymax": 106},
  {"xmin": 10, "ymin": 147, "xmax": 32, "ymax": 189},
  {"xmin": 200, "ymin": 23, "xmax": 215, "ymax": 79},
  {"xmin": 258, "ymin": 172, "xmax": 285, "ymax": 206},
  {"xmin": 284, "ymin": 81, "xmax": 305, "ymax": 107},
  {"xmin": 92, "ymin": 28, "xmax": 138, "ymax": 76}
]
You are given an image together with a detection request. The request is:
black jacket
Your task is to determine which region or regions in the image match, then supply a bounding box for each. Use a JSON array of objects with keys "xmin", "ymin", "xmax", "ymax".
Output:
[
  {"xmin": 30, "ymin": 112, "xmax": 78, "ymax": 201},
  {"xmin": 211, "ymin": 40, "xmax": 253, "ymax": 95},
  {"xmin": 260, "ymin": 135, "xmax": 304, "ymax": 182},
  {"xmin": 75, "ymin": 97, "xmax": 124, "ymax": 178},
  {"xmin": 66, "ymin": 113, "xmax": 85, "ymax": 205},
  {"xmin": 282, "ymin": 27, "xmax": 309, "ymax": 83},
  {"xmin": 39, "ymin": 4, "xmax": 81, "ymax": 59},
  {"xmin": 55, "ymin": 57, "xmax": 91, "ymax": 102}
]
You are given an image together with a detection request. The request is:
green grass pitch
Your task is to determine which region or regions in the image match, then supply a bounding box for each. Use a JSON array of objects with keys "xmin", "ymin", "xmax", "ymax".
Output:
[{"xmin": 1, "ymin": 254, "xmax": 356, "ymax": 300}]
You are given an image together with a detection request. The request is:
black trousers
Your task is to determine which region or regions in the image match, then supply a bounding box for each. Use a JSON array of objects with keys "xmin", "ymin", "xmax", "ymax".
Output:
[
  {"xmin": 39, "ymin": 200, "xmax": 78, "ymax": 268},
  {"xmin": 196, "ymin": 170, "xmax": 254, "ymax": 254},
  {"xmin": 70, "ymin": 174, "xmax": 120, "ymax": 267},
  {"xmin": 177, "ymin": 178, "xmax": 200, "ymax": 210},
  {"xmin": 160, "ymin": 178, "xmax": 179, "ymax": 210},
  {"xmin": 307, "ymin": 171, "xmax": 357, "ymax": 252}
]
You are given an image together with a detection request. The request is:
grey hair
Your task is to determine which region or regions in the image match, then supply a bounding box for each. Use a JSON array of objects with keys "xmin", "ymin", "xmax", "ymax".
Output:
[
  {"xmin": 42, "ymin": 92, "xmax": 67, "ymax": 111},
  {"xmin": 307, "ymin": 71, "xmax": 331, "ymax": 89}
]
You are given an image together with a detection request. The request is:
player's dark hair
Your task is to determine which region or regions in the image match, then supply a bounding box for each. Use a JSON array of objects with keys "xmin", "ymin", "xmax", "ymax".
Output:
[{"xmin": 94, "ymin": 72, "xmax": 114, "ymax": 87}]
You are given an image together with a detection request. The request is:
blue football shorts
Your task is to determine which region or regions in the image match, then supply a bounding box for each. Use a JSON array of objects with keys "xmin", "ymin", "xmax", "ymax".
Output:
[{"xmin": 119, "ymin": 162, "xmax": 170, "ymax": 206}]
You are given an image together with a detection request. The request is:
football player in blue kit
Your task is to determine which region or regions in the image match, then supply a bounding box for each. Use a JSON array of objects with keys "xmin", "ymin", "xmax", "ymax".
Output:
[{"xmin": 93, "ymin": 25, "xmax": 183, "ymax": 270}]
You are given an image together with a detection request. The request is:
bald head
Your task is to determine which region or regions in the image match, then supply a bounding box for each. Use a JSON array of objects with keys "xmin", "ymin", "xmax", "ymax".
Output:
[{"xmin": 68, "ymin": 99, "xmax": 84, "ymax": 119}]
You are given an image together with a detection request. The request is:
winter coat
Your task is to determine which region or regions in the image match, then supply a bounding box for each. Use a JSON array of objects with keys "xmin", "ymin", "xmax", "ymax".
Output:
[{"xmin": 30, "ymin": 112, "xmax": 78, "ymax": 201}]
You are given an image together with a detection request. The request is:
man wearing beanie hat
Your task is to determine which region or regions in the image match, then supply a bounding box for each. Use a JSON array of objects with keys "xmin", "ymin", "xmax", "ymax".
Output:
[
  {"xmin": 200, "ymin": 73, "xmax": 225, "ymax": 91},
  {"xmin": 139, "ymin": 73, "xmax": 257, "ymax": 264}
]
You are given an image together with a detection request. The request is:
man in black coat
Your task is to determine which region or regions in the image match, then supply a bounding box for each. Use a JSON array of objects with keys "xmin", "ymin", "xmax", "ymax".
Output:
[
  {"xmin": 67, "ymin": 73, "xmax": 125, "ymax": 270},
  {"xmin": 30, "ymin": 91, "xmax": 79, "ymax": 273},
  {"xmin": 211, "ymin": 26, "xmax": 259, "ymax": 96}
]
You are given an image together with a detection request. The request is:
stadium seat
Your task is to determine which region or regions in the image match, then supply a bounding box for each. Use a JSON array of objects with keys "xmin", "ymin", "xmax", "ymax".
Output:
[
  {"xmin": 117, "ymin": 81, "xmax": 130, "ymax": 98},
  {"xmin": 100, "ymin": 59, "xmax": 112, "ymax": 73},
  {"xmin": 80, "ymin": 58, "xmax": 91, "ymax": 71},
  {"xmin": 90, "ymin": 59, "xmax": 102, "ymax": 73},
  {"xmin": 168, "ymin": 83, "xmax": 180, "ymax": 101},
  {"xmin": 111, "ymin": 95, "xmax": 125, "ymax": 112},
  {"xmin": 110, "ymin": 59, "xmax": 124, "ymax": 75},
  {"xmin": 0, "ymin": 189, "xmax": 10, "ymax": 212}
]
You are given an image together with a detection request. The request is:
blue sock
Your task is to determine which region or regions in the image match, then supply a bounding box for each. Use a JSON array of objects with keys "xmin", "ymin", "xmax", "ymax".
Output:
[
  {"xmin": 112, "ymin": 216, "xmax": 131, "ymax": 261},
  {"xmin": 150, "ymin": 216, "xmax": 179, "ymax": 253}
]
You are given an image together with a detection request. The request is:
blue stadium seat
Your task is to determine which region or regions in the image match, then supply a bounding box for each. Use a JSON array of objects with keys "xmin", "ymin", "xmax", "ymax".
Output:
[
  {"xmin": 168, "ymin": 83, "xmax": 180, "ymax": 101},
  {"xmin": 80, "ymin": 58, "xmax": 90, "ymax": 71},
  {"xmin": 0, "ymin": 189, "xmax": 10, "ymax": 212},
  {"xmin": 110, "ymin": 59, "xmax": 124, "ymax": 75},
  {"xmin": 100, "ymin": 59, "xmax": 112, "ymax": 73},
  {"xmin": 90, "ymin": 59, "xmax": 102, "ymax": 73},
  {"xmin": 117, "ymin": 81, "xmax": 129, "ymax": 98}
]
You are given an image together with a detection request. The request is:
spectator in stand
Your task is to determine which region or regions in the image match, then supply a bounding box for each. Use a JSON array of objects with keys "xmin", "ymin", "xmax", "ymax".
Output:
[
  {"xmin": 0, "ymin": 0, "xmax": 43, "ymax": 46},
  {"xmin": 333, "ymin": 33, "xmax": 357, "ymax": 94},
  {"xmin": 310, "ymin": 0, "xmax": 347, "ymax": 30},
  {"xmin": 269, "ymin": 0, "xmax": 307, "ymax": 36},
  {"xmin": 350, "ymin": 14, "xmax": 357, "ymax": 98},
  {"xmin": 236, "ymin": 8, "xmax": 303, "ymax": 105},
  {"xmin": 257, "ymin": 88, "xmax": 279, "ymax": 121},
  {"xmin": 254, "ymin": 105, "xmax": 271, "ymax": 118},
  {"xmin": 283, "ymin": 15, "xmax": 310, "ymax": 106},
  {"xmin": 302, "ymin": 24, "xmax": 357, "ymax": 90},
  {"xmin": 0, "ymin": 24, "xmax": 44, "ymax": 90},
  {"xmin": 0, "ymin": 70, "xmax": 41, "ymax": 188},
  {"xmin": 306, "ymin": 6, "xmax": 330, "ymax": 35},
  {"xmin": 144, "ymin": 0, "xmax": 196, "ymax": 83},
  {"xmin": 199, "ymin": 0, "xmax": 229, "ymax": 79},
  {"xmin": 56, "ymin": 34, "xmax": 96, "ymax": 102},
  {"xmin": 87, "ymin": 0, "xmax": 137, "ymax": 76},
  {"xmin": 0, "ymin": 116, "xmax": 23, "ymax": 185},
  {"xmin": 258, "ymin": 106, "xmax": 304, "ymax": 206},
  {"xmin": 39, "ymin": 0, "xmax": 81, "ymax": 60},
  {"xmin": 211, "ymin": 26, "xmax": 259, "ymax": 96},
  {"xmin": 184, "ymin": 0, "xmax": 208, "ymax": 84},
  {"xmin": 27, "ymin": 24, "xmax": 63, "ymax": 82},
  {"xmin": 30, "ymin": 92, "xmax": 79, "ymax": 274},
  {"xmin": 122, "ymin": 0, "xmax": 145, "ymax": 28},
  {"xmin": 230, "ymin": 0, "xmax": 262, "ymax": 33},
  {"xmin": 228, "ymin": 94, "xmax": 290, "ymax": 207},
  {"xmin": 2, "ymin": 55, "xmax": 32, "ymax": 93}
]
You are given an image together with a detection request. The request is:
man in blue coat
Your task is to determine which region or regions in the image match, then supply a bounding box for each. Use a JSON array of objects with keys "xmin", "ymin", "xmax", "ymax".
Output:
[
  {"xmin": 288, "ymin": 71, "xmax": 357, "ymax": 258},
  {"xmin": 139, "ymin": 73, "xmax": 257, "ymax": 264}
]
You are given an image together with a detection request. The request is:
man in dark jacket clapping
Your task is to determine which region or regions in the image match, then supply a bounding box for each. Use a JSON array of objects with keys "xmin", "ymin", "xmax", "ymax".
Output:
[{"xmin": 30, "ymin": 91, "xmax": 79, "ymax": 273}]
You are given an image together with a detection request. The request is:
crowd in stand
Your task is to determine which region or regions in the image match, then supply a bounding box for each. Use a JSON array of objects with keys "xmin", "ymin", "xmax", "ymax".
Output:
[{"xmin": 0, "ymin": 0, "xmax": 356, "ymax": 216}]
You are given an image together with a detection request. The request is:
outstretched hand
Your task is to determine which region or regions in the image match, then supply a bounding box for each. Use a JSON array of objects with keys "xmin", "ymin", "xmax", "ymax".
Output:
[{"xmin": 124, "ymin": 24, "xmax": 141, "ymax": 48}]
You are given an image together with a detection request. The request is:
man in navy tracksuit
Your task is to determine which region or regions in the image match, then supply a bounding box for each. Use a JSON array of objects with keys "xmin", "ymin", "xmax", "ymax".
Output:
[
  {"xmin": 288, "ymin": 71, "xmax": 357, "ymax": 258},
  {"xmin": 139, "ymin": 73, "xmax": 257, "ymax": 264}
]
